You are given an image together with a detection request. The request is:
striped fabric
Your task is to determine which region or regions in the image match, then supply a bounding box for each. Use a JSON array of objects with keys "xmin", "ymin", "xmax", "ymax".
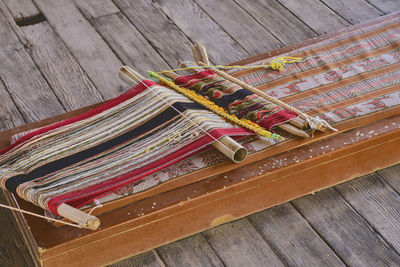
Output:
[
  {"xmin": 0, "ymin": 80, "xmax": 251, "ymax": 214},
  {"xmin": 174, "ymin": 70, "xmax": 299, "ymax": 130},
  {"xmin": 91, "ymin": 14, "xmax": 400, "ymax": 207},
  {"xmin": 3, "ymin": 15, "xmax": 400, "ymax": 212},
  {"xmin": 230, "ymin": 18, "xmax": 400, "ymax": 130}
]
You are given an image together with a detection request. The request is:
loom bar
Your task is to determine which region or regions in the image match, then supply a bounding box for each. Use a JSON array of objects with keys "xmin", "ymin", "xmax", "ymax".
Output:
[
  {"xmin": 119, "ymin": 66, "xmax": 248, "ymax": 163},
  {"xmin": 57, "ymin": 203, "xmax": 100, "ymax": 231}
]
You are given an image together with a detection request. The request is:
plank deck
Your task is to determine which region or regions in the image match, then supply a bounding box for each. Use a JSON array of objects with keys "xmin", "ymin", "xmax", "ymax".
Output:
[{"xmin": 0, "ymin": 0, "xmax": 399, "ymax": 266}]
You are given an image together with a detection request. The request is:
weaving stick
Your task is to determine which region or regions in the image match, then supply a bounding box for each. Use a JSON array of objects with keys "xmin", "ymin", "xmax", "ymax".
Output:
[
  {"xmin": 57, "ymin": 203, "xmax": 100, "ymax": 230},
  {"xmin": 200, "ymin": 62, "xmax": 332, "ymax": 132},
  {"xmin": 193, "ymin": 42, "xmax": 210, "ymax": 65},
  {"xmin": 191, "ymin": 44, "xmax": 309, "ymax": 137},
  {"xmin": 119, "ymin": 66, "xmax": 248, "ymax": 163},
  {"xmin": 177, "ymin": 60, "xmax": 309, "ymax": 138},
  {"xmin": 192, "ymin": 42, "xmax": 333, "ymax": 132}
]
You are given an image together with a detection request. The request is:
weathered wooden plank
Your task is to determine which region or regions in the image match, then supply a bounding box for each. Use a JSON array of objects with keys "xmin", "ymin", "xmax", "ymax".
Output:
[
  {"xmin": 21, "ymin": 22, "xmax": 104, "ymax": 111},
  {"xmin": 367, "ymin": 0, "xmax": 399, "ymax": 15},
  {"xmin": 234, "ymin": 0, "xmax": 316, "ymax": 45},
  {"xmin": 320, "ymin": 0, "xmax": 383, "ymax": 25},
  {"xmin": 336, "ymin": 173, "xmax": 400, "ymax": 254},
  {"xmin": 194, "ymin": 0, "xmax": 282, "ymax": 55},
  {"xmin": 33, "ymin": 0, "xmax": 125, "ymax": 99},
  {"xmin": 0, "ymin": 79, "xmax": 25, "ymax": 130},
  {"xmin": 72, "ymin": 0, "xmax": 119, "ymax": 20},
  {"xmin": 2, "ymin": 0, "xmax": 39, "ymax": 21},
  {"xmin": 109, "ymin": 250, "xmax": 165, "ymax": 267},
  {"xmin": 156, "ymin": 234, "xmax": 224, "ymax": 267},
  {"xmin": 292, "ymin": 188, "xmax": 400, "ymax": 266},
  {"xmin": 151, "ymin": 0, "xmax": 249, "ymax": 64},
  {"xmin": 113, "ymin": 0, "xmax": 195, "ymax": 67},
  {"xmin": 378, "ymin": 164, "xmax": 400, "ymax": 191},
  {"xmin": 277, "ymin": 0, "xmax": 350, "ymax": 34},
  {"xmin": 249, "ymin": 203, "xmax": 345, "ymax": 266},
  {"xmin": 91, "ymin": 13, "xmax": 171, "ymax": 73},
  {"xmin": 0, "ymin": 192, "xmax": 37, "ymax": 267},
  {"xmin": 0, "ymin": 7, "xmax": 65, "ymax": 123},
  {"xmin": 202, "ymin": 218, "xmax": 284, "ymax": 267}
]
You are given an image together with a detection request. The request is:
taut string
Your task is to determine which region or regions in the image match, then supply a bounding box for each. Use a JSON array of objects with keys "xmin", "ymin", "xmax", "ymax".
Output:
[{"xmin": 0, "ymin": 201, "xmax": 85, "ymax": 229}]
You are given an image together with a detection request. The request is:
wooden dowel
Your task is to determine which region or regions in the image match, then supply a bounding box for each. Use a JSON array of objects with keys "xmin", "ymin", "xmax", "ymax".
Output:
[
  {"xmin": 289, "ymin": 117, "xmax": 308, "ymax": 129},
  {"xmin": 120, "ymin": 66, "xmax": 146, "ymax": 84},
  {"xmin": 193, "ymin": 42, "xmax": 210, "ymax": 65},
  {"xmin": 181, "ymin": 58, "xmax": 310, "ymax": 138},
  {"xmin": 119, "ymin": 66, "xmax": 248, "ymax": 163},
  {"xmin": 213, "ymin": 136, "xmax": 247, "ymax": 163},
  {"xmin": 192, "ymin": 43, "xmax": 328, "ymax": 132},
  {"xmin": 203, "ymin": 63, "xmax": 328, "ymax": 132},
  {"xmin": 57, "ymin": 203, "xmax": 100, "ymax": 230},
  {"xmin": 278, "ymin": 123, "xmax": 309, "ymax": 138}
]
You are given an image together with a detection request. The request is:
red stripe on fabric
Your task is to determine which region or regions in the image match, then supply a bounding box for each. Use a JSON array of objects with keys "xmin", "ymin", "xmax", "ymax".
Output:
[
  {"xmin": 0, "ymin": 80, "xmax": 157, "ymax": 155},
  {"xmin": 48, "ymin": 127, "xmax": 252, "ymax": 214},
  {"xmin": 258, "ymin": 110, "xmax": 299, "ymax": 130},
  {"xmin": 174, "ymin": 70, "xmax": 216, "ymax": 86}
]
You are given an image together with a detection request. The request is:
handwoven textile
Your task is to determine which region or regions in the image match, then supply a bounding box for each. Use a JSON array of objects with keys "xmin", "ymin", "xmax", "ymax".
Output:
[
  {"xmin": 91, "ymin": 14, "xmax": 400, "ymax": 206},
  {"xmin": 0, "ymin": 80, "xmax": 251, "ymax": 214},
  {"xmin": 174, "ymin": 70, "xmax": 299, "ymax": 130},
  {"xmin": 5, "ymin": 14, "xmax": 400, "ymax": 212}
]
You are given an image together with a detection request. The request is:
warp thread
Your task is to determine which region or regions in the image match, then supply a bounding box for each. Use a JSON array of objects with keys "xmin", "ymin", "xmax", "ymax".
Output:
[{"xmin": 148, "ymin": 71, "xmax": 284, "ymax": 141}]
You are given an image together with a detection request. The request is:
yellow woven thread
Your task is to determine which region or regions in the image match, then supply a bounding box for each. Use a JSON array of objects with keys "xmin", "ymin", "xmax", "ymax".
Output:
[
  {"xmin": 157, "ymin": 56, "xmax": 302, "ymax": 74},
  {"xmin": 148, "ymin": 71, "xmax": 284, "ymax": 141}
]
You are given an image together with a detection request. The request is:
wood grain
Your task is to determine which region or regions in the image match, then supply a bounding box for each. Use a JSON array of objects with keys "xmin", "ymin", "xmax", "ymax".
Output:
[
  {"xmin": 113, "ymin": 0, "xmax": 194, "ymax": 67},
  {"xmin": 194, "ymin": 0, "xmax": 283, "ymax": 55},
  {"xmin": 0, "ymin": 79, "xmax": 25, "ymax": 130},
  {"xmin": 73, "ymin": 0, "xmax": 119, "ymax": 20},
  {"xmin": 0, "ymin": 7, "xmax": 65, "ymax": 123},
  {"xmin": 249, "ymin": 203, "xmax": 345, "ymax": 266},
  {"xmin": 378, "ymin": 163, "xmax": 400, "ymax": 191},
  {"xmin": 92, "ymin": 13, "xmax": 171, "ymax": 73},
  {"xmin": 320, "ymin": 0, "xmax": 383, "ymax": 25},
  {"xmin": 367, "ymin": 0, "xmax": 399, "ymax": 14},
  {"xmin": 34, "ymin": 0, "xmax": 125, "ymax": 99},
  {"xmin": 156, "ymin": 234, "xmax": 224, "ymax": 267},
  {"xmin": 336, "ymin": 173, "xmax": 400, "ymax": 254},
  {"xmin": 0, "ymin": 192, "xmax": 37, "ymax": 267},
  {"xmin": 293, "ymin": 188, "xmax": 400, "ymax": 266},
  {"xmin": 21, "ymin": 21, "xmax": 104, "ymax": 111},
  {"xmin": 234, "ymin": 0, "xmax": 317, "ymax": 45},
  {"xmin": 152, "ymin": 0, "xmax": 249, "ymax": 64},
  {"xmin": 2, "ymin": 0, "xmax": 39, "ymax": 21},
  {"xmin": 109, "ymin": 250, "xmax": 165, "ymax": 267},
  {"xmin": 278, "ymin": 0, "xmax": 350, "ymax": 34},
  {"xmin": 202, "ymin": 218, "xmax": 285, "ymax": 266}
]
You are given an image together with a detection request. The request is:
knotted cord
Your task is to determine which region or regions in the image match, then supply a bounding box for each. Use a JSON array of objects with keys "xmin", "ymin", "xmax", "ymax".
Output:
[
  {"xmin": 157, "ymin": 56, "xmax": 302, "ymax": 74},
  {"xmin": 196, "ymin": 63, "xmax": 337, "ymax": 132},
  {"xmin": 148, "ymin": 71, "xmax": 284, "ymax": 141}
]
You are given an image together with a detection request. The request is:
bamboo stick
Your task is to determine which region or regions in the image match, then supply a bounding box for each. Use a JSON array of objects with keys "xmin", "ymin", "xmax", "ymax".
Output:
[
  {"xmin": 57, "ymin": 203, "xmax": 100, "ymax": 230},
  {"xmin": 119, "ymin": 66, "xmax": 248, "ymax": 163},
  {"xmin": 192, "ymin": 42, "xmax": 330, "ymax": 132},
  {"xmin": 184, "ymin": 48, "xmax": 310, "ymax": 138}
]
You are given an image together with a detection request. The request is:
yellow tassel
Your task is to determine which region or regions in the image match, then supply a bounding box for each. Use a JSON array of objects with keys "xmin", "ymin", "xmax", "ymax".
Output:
[{"xmin": 148, "ymin": 71, "xmax": 284, "ymax": 141}]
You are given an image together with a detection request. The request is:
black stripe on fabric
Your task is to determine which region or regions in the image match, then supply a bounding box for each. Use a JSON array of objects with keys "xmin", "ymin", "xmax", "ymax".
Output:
[
  {"xmin": 5, "ymin": 102, "xmax": 203, "ymax": 194},
  {"xmin": 212, "ymin": 89, "xmax": 253, "ymax": 110}
]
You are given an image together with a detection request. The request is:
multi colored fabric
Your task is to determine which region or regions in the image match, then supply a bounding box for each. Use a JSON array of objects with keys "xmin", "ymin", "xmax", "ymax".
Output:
[
  {"xmin": 0, "ymin": 80, "xmax": 251, "ymax": 214},
  {"xmin": 4, "ymin": 14, "xmax": 400, "ymax": 212},
  {"xmin": 174, "ymin": 70, "xmax": 299, "ymax": 130},
  {"xmin": 89, "ymin": 14, "xmax": 400, "ymax": 207}
]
